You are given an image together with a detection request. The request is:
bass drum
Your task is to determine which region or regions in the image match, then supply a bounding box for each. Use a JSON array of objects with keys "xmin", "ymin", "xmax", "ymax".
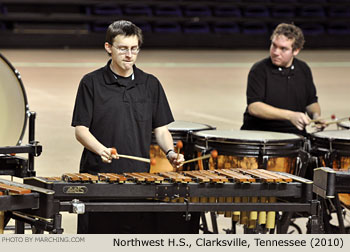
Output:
[{"xmin": 0, "ymin": 53, "xmax": 28, "ymax": 146}]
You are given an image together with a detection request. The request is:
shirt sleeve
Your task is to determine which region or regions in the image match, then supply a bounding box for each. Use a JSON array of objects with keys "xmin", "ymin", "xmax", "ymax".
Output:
[
  {"xmin": 151, "ymin": 79, "xmax": 174, "ymax": 129},
  {"xmin": 246, "ymin": 63, "xmax": 267, "ymax": 105},
  {"xmin": 304, "ymin": 64, "xmax": 318, "ymax": 106},
  {"xmin": 71, "ymin": 75, "xmax": 94, "ymax": 128}
]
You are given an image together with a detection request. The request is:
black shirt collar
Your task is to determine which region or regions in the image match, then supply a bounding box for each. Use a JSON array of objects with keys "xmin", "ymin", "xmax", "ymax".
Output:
[
  {"xmin": 269, "ymin": 57, "xmax": 296, "ymax": 76},
  {"xmin": 103, "ymin": 59, "xmax": 146, "ymax": 88}
]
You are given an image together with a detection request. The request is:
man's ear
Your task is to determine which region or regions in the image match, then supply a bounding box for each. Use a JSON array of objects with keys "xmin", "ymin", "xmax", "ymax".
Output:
[
  {"xmin": 293, "ymin": 48, "xmax": 301, "ymax": 57},
  {"xmin": 104, "ymin": 42, "xmax": 112, "ymax": 54}
]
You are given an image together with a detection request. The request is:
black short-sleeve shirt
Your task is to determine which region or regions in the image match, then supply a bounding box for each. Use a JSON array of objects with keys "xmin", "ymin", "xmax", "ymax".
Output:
[
  {"xmin": 241, "ymin": 57, "xmax": 318, "ymax": 136},
  {"xmin": 72, "ymin": 60, "xmax": 174, "ymax": 174}
]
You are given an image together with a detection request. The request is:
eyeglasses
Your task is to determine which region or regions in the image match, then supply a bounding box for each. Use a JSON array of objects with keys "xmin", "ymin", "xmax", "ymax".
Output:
[{"xmin": 110, "ymin": 44, "xmax": 140, "ymax": 55}]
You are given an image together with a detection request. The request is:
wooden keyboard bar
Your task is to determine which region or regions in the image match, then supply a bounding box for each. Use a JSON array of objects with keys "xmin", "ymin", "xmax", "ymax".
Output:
[
  {"xmin": 98, "ymin": 173, "xmax": 127, "ymax": 183},
  {"xmin": 62, "ymin": 173, "xmax": 82, "ymax": 182},
  {"xmin": 182, "ymin": 171, "xmax": 210, "ymax": 183},
  {"xmin": 160, "ymin": 172, "xmax": 193, "ymax": 183},
  {"xmin": 235, "ymin": 169, "xmax": 276, "ymax": 183},
  {"xmin": 198, "ymin": 170, "xmax": 229, "ymax": 183},
  {"xmin": 254, "ymin": 169, "xmax": 293, "ymax": 182},
  {"xmin": 124, "ymin": 173, "xmax": 149, "ymax": 182},
  {"xmin": 215, "ymin": 169, "xmax": 256, "ymax": 183},
  {"xmin": 0, "ymin": 183, "xmax": 31, "ymax": 195},
  {"xmin": 144, "ymin": 173, "xmax": 165, "ymax": 182},
  {"xmin": 79, "ymin": 173, "xmax": 99, "ymax": 182}
]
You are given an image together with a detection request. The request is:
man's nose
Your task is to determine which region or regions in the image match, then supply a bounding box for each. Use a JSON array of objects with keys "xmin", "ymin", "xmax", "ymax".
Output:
[{"xmin": 125, "ymin": 50, "xmax": 133, "ymax": 56}]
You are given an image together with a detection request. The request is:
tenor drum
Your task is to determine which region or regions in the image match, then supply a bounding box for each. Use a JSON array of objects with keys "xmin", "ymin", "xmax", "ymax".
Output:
[
  {"xmin": 338, "ymin": 121, "xmax": 350, "ymax": 130},
  {"xmin": 0, "ymin": 53, "xmax": 28, "ymax": 146},
  {"xmin": 193, "ymin": 130, "xmax": 305, "ymax": 175},
  {"xmin": 150, "ymin": 121, "xmax": 215, "ymax": 173},
  {"xmin": 310, "ymin": 130, "xmax": 350, "ymax": 207}
]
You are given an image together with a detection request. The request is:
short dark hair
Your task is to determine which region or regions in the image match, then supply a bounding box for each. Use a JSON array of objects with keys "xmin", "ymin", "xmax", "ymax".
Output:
[
  {"xmin": 271, "ymin": 23, "xmax": 305, "ymax": 50},
  {"xmin": 105, "ymin": 20, "xmax": 143, "ymax": 47}
]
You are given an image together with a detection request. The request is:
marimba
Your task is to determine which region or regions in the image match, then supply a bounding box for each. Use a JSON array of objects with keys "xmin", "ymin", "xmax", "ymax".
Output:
[
  {"xmin": 0, "ymin": 178, "xmax": 56, "ymax": 234},
  {"xmin": 23, "ymin": 169, "xmax": 321, "ymax": 234},
  {"xmin": 313, "ymin": 167, "xmax": 350, "ymax": 233}
]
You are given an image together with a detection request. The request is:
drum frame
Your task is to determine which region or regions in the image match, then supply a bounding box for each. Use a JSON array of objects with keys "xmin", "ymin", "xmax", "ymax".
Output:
[{"xmin": 0, "ymin": 53, "xmax": 29, "ymax": 146}]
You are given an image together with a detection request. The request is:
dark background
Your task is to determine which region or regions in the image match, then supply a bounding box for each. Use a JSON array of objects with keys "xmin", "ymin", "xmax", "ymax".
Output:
[{"xmin": 1, "ymin": 0, "xmax": 350, "ymax": 49}]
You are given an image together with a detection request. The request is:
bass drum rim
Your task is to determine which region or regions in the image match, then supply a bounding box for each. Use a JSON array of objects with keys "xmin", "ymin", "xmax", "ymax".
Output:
[{"xmin": 0, "ymin": 53, "xmax": 28, "ymax": 146}]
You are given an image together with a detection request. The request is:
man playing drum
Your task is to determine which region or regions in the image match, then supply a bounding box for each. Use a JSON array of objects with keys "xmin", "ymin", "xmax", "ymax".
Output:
[{"xmin": 241, "ymin": 23, "xmax": 324, "ymax": 136}]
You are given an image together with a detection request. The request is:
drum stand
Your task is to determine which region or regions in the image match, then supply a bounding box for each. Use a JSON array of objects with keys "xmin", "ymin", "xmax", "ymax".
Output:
[
  {"xmin": 319, "ymin": 196, "xmax": 349, "ymax": 233},
  {"xmin": 0, "ymin": 111, "xmax": 42, "ymax": 233},
  {"xmin": 200, "ymin": 212, "xmax": 219, "ymax": 234},
  {"xmin": 0, "ymin": 111, "xmax": 42, "ymax": 177}
]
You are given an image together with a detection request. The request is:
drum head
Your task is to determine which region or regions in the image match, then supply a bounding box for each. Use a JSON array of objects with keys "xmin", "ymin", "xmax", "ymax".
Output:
[
  {"xmin": 312, "ymin": 130, "xmax": 350, "ymax": 141},
  {"xmin": 311, "ymin": 130, "xmax": 350, "ymax": 153},
  {"xmin": 0, "ymin": 53, "xmax": 28, "ymax": 146},
  {"xmin": 338, "ymin": 121, "xmax": 350, "ymax": 130},
  {"xmin": 168, "ymin": 121, "xmax": 214, "ymax": 132},
  {"xmin": 193, "ymin": 130, "xmax": 303, "ymax": 156},
  {"xmin": 194, "ymin": 130, "xmax": 302, "ymax": 143}
]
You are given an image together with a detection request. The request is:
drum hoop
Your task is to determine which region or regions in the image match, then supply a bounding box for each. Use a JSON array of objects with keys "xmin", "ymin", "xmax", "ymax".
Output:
[
  {"xmin": 195, "ymin": 135, "xmax": 303, "ymax": 145},
  {"xmin": 310, "ymin": 134, "xmax": 350, "ymax": 153},
  {"xmin": 152, "ymin": 122, "xmax": 216, "ymax": 142},
  {"xmin": 0, "ymin": 53, "xmax": 29, "ymax": 145},
  {"xmin": 168, "ymin": 122, "xmax": 216, "ymax": 132},
  {"xmin": 337, "ymin": 121, "xmax": 350, "ymax": 129}
]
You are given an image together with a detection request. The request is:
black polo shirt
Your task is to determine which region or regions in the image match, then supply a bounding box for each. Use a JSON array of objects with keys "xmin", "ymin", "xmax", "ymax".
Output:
[
  {"xmin": 72, "ymin": 60, "xmax": 174, "ymax": 174},
  {"xmin": 241, "ymin": 57, "xmax": 318, "ymax": 136}
]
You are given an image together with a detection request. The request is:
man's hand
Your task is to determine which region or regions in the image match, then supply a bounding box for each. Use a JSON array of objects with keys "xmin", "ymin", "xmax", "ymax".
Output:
[
  {"xmin": 167, "ymin": 150, "xmax": 185, "ymax": 169},
  {"xmin": 100, "ymin": 147, "xmax": 119, "ymax": 163},
  {"xmin": 289, "ymin": 112, "xmax": 311, "ymax": 131}
]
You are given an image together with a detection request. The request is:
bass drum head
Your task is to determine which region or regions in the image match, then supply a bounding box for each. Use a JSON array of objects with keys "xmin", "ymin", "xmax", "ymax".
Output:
[
  {"xmin": 338, "ymin": 121, "xmax": 350, "ymax": 130},
  {"xmin": 0, "ymin": 53, "xmax": 28, "ymax": 146}
]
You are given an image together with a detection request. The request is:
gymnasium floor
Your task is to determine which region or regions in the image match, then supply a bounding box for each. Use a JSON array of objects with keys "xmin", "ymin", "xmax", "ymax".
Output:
[{"xmin": 1, "ymin": 48, "xmax": 350, "ymax": 233}]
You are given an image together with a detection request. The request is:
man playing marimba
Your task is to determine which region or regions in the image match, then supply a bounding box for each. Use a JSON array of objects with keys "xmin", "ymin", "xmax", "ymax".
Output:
[{"xmin": 71, "ymin": 20, "xmax": 199, "ymax": 234}]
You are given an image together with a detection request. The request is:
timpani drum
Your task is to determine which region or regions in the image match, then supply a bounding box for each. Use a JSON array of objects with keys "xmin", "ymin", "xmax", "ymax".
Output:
[
  {"xmin": 0, "ymin": 53, "xmax": 28, "ymax": 146},
  {"xmin": 193, "ymin": 130, "xmax": 306, "ymax": 175},
  {"xmin": 150, "ymin": 121, "xmax": 215, "ymax": 173},
  {"xmin": 338, "ymin": 121, "xmax": 350, "ymax": 130},
  {"xmin": 310, "ymin": 130, "xmax": 350, "ymax": 207}
]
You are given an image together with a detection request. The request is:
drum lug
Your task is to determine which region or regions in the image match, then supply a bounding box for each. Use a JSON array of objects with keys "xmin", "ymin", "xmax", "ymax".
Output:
[
  {"xmin": 326, "ymin": 150, "xmax": 338, "ymax": 168},
  {"xmin": 297, "ymin": 150, "xmax": 310, "ymax": 177},
  {"xmin": 261, "ymin": 156, "xmax": 268, "ymax": 169}
]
